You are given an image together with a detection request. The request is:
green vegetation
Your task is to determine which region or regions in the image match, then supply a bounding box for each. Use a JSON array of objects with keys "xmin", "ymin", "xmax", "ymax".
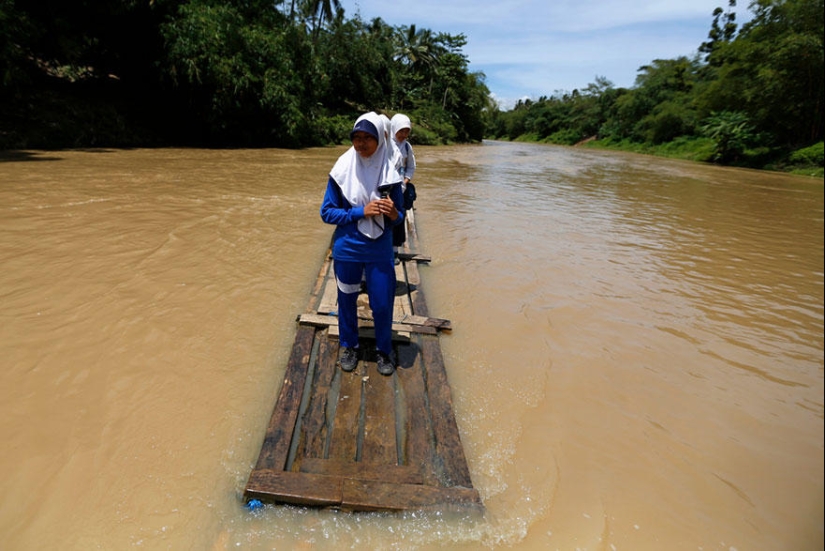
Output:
[
  {"xmin": 1, "ymin": 0, "xmax": 821, "ymax": 177},
  {"xmin": 487, "ymin": 0, "xmax": 824, "ymax": 175},
  {"xmin": 0, "ymin": 0, "xmax": 491, "ymax": 149}
]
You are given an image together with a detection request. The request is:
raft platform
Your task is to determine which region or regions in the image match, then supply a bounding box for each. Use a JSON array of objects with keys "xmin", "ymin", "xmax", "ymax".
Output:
[{"xmin": 243, "ymin": 211, "xmax": 482, "ymax": 512}]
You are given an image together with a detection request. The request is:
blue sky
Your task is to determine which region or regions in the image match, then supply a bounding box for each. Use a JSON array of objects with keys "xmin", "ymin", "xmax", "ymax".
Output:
[{"xmin": 342, "ymin": 0, "xmax": 751, "ymax": 109}]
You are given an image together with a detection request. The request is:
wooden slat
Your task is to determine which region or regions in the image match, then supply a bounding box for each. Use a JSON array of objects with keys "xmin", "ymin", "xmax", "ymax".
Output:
[
  {"xmin": 298, "ymin": 313, "xmax": 340, "ymax": 327},
  {"xmin": 295, "ymin": 336, "xmax": 338, "ymax": 464},
  {"xmin": 396, "ymin": 252, "xmax": 431, "ymax": 263},
  {"xmin": 328, "ymin": 366, "xmax": 363, "ymax": 462},
  {"xmin": 246, "ymin": 469, "xmax": 342, "ymax": 507},
  {"xmin": 405, "ymin": 208, "xmax": 418, "ymax": 243},
  {"xmin": 395, "ymin": 314, "xmax": 451, "ymax": 331},
  {"xmin": 306, "ymin": 252, "xmax": 333, "ymax": 313},
  {"xmin": 340, "ymin": 479, "xmax": 481, "ymax": 512},
  {"xmin": 421, "ymin": 334, "xmax": 474, "ymax": 488},
  {"xmin": 298, "ymin": 313, "xmax": 443, "ymax": 334},
  {"xmin": 404, "ymin": 260, "xmax": 429, "ymax": 318},
  {"xmin": 395, "ymin": 341, "xmax": 440, "ymax": 486},
  {"xmin": 246, "ymin": 471, "xmax": 481, "ymax": 511},
  {"xmin": 317, "ymin": 269, "xmax": 339, "ymax": 315},
  {"xmin": 250, "ymin": 325, "xmax": 316, "ymax": 471},
  {"xmin": 299, "ymin": 457, "xmax": 424, "ymax": 485},
  {"xmin": 327, "ymin": 324, "xmax": 412, "ymax": 342},
  {"xmin": 403, "ymin": 256, "xmax": 421, "ymax": 287},
  {"xmin": 394, "ymin": 262, "xmax": 413, "ymax": 321},
  {"xmin": 361, "ymin": 362, "xmax": 398, "ymax": 464}
]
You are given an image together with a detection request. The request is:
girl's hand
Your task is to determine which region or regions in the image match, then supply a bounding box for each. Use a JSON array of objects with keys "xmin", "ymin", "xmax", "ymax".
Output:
[{"xmin": 365, "ymin": 198, "xmax": 398, "ymax": 221}]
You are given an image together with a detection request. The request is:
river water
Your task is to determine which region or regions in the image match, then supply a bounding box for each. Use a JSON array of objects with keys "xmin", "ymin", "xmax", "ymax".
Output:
[{"xmin": 0, "ymin": 142, "xmax": 822, "ymax": 550}]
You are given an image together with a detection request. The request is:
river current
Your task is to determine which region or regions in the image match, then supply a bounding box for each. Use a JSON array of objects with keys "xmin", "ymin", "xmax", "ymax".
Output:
[{"xmin": 0, "ymin": 142, "xmax": 822, "ymax": 550}]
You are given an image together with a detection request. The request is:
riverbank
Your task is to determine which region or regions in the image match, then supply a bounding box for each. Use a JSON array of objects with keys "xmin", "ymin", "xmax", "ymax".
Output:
[
  {"xmin": 578, "ymin": 136, "xmax": 824, "ymax": 178},
  {"xmin": 503, "ymin": 133, "xmax": 823, "ymax": 179}
]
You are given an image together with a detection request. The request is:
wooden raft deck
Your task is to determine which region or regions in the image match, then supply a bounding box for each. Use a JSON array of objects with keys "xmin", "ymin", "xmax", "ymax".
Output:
[{"xmin": 243, "ymin": 211, "xmax": 482, "ymax": 512}]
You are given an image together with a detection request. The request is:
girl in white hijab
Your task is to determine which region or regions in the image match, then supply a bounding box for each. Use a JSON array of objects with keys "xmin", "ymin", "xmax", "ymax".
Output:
[
  {"xmin": 391, "ymin": 113, "xmax": 416, "ymax": 185},
  {"xmin": 390, "ymin": 113, "xmax": 417, "ymax": 253},
  {"xmin": 379, "ymin": 113, "xmax": 404, "ymax": 172},
  {"xmin": 320, "ymin": 112, "xmax": 405, "ymax": 375}
]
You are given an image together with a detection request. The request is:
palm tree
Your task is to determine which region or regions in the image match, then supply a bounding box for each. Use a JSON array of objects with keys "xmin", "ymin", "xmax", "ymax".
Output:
[
  {"xmin": 304, "ymin": 0, "xmax": 341, "ymax": 40},
  {"xmin": 394, "ymin": 25, "xmax": 436, "ymax": 71},
  {"xmin": 394, "ymin": 25, "xmax": 451, "ymax": 101}
]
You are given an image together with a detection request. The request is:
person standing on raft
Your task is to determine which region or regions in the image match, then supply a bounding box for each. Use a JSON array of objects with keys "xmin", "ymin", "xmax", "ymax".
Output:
[
  {"xmin": 390, "ymin": 113, "xmax": 417, "ymax": 254},
  {"xmin": 320, "ymin": 112, "xmax": 405, "ymax": 376}
]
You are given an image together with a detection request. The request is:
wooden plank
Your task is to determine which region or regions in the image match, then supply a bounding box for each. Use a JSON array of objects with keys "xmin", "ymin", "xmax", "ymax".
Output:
[
  {"xmin": 405, "ymin": 260, "xmax": 429, "ymax": 318},
  {"xmin": 328, "ymin": 367, "xmax": 363, "ymax": 462},
  {"xmin": 394, "ymin": 261, "xmax": 413, "ymax": 321},
  {"xmin": 327, "ymin": 324, "xmax": 412, "ymax": 343},
  {"xmin": 396, "ymin": 252, "xmax": 431, "ymax": 263},
  {"xmin": 395, "ymin": 314, "xmax": 451, "ymax": 331},
  {"xmin": 395, "ymin": 341, "xmax": 440, "ymax": 486},
  {"xmin": 404, "ymin": 208, "xmax": 418, "ymax": 244},
  {"xmin": 327, "ymin": 324, "xmax": 412, "ymax": 342},
  {"xmin": 421, "ymin": 334, "xmax": 474, "ymax": 488},
  {"xmin": 298, "ymin": 313, "xmax": 340, "ymax": 327},
  {"xmin": 246, "ymin": 471, "xmax": 482, "ymax": 512},
  {"xmin": 340, "ymin": 479, "xmax": 481, "ymax": 512},
  {"xmin": 295, "ymin": 336, "xmax": 338, "ymax": 464},
  {"xmin": 361, "ymin": 361, "xmax": 398, "ymax": 465},
  {"xmin": 247, "ymin": 470, "xmax": 482, "ymax": 511},
  {"xmin": 298, "ymin": 313, "xmax": 444, "ymax": 334},
  {"xmin": 246, "ymin": 469, "xmax": 342, "ymax": 507},
  {"xmin": 250, "ymin": 325, "xmax": 316, "ymax": 472},
  {"xmin": 306, "ymin": 252, "xmax": 333, "ymax": 313},
  {"xmin": 317, "ymin": 268, "xmax": 339, "ymax": 315},
  {"xmin": 403, "ymin": 256, "xmax": 421, "ymax": 287},
  {"xmin": 299, "ymin": 457, "xmax": 424, "ymax": 485}
]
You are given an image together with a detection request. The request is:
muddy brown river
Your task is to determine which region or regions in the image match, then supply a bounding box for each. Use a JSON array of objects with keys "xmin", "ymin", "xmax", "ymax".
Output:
[{"xmin": 1, "ymin": 142, "xmax": 822, "ymax": 550}]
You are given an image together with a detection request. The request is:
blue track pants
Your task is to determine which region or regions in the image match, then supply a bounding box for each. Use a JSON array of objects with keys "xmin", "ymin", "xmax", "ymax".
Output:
[{"xmin": 334, "ymin": 259, "xmax": 395, "ymax": 355}]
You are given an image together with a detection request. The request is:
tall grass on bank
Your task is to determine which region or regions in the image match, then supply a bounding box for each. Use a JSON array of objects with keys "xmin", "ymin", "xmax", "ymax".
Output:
[{"xmin": 582, "ymin": 138, "xmax": 823, "ymax": 178}]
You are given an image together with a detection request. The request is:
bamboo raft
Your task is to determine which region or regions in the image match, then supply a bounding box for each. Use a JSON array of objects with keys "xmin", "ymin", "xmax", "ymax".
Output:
[{"xmin": 244, "ymin": 210, "xmax": 482, "ymax": 512}]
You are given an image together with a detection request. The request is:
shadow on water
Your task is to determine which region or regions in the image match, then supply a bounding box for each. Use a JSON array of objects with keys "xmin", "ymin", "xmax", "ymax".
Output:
[
  {"xmin": 0, "ymin": 148, "xmax": 131, "ymax": 162},
  {"xmin": 0, "ymin": 150, "xmax": 64, "ymax": 162}
]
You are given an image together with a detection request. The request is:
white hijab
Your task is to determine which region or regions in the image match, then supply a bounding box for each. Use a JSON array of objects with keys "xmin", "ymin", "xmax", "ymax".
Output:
[
  {"xmin": 391, "ymin": 113, "xmax": 412, "ymax": 145},
  {"xmin": 380, "ymin": 113, "xmax": 404, "ymax": 171},
  {"xmin": 329, "ymin": 112, "xmax": 403, "ymax": 239}
]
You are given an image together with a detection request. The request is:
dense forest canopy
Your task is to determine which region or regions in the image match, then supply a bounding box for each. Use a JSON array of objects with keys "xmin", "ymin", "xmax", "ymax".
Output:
[
  {"xmin": 0, "ymin": 0, "xmax": 822, "ymax": 172},
  {"xmin": 488, "ymin": 0, "xmax": 823, "ymax": 171},
  {"xmin": 0, "ymin": 0, "xmax": 492, "ymax": 148}
]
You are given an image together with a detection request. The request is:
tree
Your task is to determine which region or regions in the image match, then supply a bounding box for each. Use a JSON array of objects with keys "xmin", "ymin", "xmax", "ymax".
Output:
[
  {"xmin": 698, "ymin": 0, "xmax": 824, "ymax": 146},
  {"xmin": 315, "ymin": 16, "xmax": 396, "ymax": 112},
  {"xmin": 0, "ymin": 0, "xmax": 32, "ymax": 90},
  {"xmin": 700, "ymin": 0, "xmax": 738, "ymax": 65},
  {"xmin": 394, "ymin": 25, "xmax": 437, "ymax": 70},
  {"xmin": 611, "ymin": 57, "xmax": 702, "ymax": 142},
  {"xmin": 701, "ymin": 110, "xmax": 756, "ymax": 162},
  {"xmin": 0, "ymin": 0, "xmax": 494, "ymax": 148},
  {"xmin": 159, "ymin": 1, "xmax": 316, "ymax": 146},
  {"xmin": 303, "ymin": 0, "xmax": 342, "ymax": 41}
]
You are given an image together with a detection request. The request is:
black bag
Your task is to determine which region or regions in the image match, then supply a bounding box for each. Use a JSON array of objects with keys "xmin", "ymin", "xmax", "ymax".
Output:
[{"xmin": 403, "ymin": 182, "xmax": 417, "ymax": 210}]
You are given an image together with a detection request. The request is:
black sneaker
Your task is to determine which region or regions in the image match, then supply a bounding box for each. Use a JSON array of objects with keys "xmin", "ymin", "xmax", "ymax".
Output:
[
  {"xmin": 339, "ymin": 347, "xmax": 358, "ymax": 372},
  {"xmin": 376, "ymin": 351, "xmax": 395, "ymax": 376}
]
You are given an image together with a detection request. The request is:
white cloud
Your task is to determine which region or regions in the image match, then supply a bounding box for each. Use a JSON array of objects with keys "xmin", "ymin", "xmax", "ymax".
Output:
[{"xmin": 345, "ymin": 0, "xmax": 751, "ymax": 110}]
